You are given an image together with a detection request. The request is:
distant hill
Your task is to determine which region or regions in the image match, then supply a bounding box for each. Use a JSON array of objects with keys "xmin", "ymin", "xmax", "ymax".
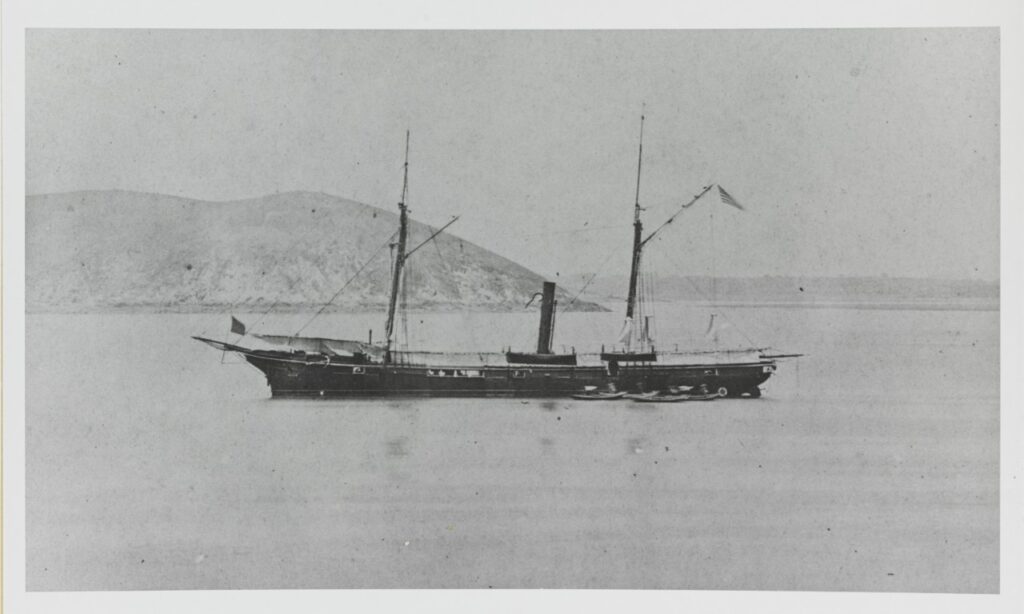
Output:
[
  {"xmin": 26, "ymin": 190, "xmax": 606, "ymax": 313},
  {"xmin": 576, "ymin": 274, "xmax": 999, "ymax": 308}
]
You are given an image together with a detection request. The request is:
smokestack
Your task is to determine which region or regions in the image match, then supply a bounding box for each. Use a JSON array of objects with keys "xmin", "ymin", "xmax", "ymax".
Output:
[{"xmin": 536, "ymin": 281, "xmax": 556, "ymax": 354}]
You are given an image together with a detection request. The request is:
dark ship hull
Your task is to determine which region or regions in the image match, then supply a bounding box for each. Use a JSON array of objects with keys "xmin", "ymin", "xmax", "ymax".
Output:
[{"xmin": 194, "ymin": 337, "xmax": 775, "ymax": 398}]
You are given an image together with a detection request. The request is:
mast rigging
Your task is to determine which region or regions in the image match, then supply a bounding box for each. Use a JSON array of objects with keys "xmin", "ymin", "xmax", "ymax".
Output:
[
  {"xmin": 624, "ymin": 111, "xmax": 646, "ymax": 326},
  {"xmin": 384, "ymin": 131, "xmax": 411, "ymax": 354}
]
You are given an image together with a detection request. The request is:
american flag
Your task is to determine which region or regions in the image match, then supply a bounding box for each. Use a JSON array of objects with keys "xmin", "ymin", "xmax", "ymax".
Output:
[{"xmin": 718, "ymin": 185, "xmax": 744, "ymax": 210}]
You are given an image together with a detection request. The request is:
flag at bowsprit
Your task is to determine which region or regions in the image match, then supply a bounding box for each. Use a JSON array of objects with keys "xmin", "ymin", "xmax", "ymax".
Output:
[
  {"xmin": 230, "ymin": 316, "xmax": 247, "ymax": 336},
  {"xmin": 717, "ymin": 185, "xmax": 745, "ymax": 210}
]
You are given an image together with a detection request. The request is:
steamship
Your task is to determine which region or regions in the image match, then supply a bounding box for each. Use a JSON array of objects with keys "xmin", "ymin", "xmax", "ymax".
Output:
[{"xmin": 194, "ymin": 123, "xmax": 783, "ymax": 398}]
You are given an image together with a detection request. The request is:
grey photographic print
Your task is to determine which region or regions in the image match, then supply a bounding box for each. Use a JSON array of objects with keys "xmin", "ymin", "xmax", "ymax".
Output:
[{"xmin": 25, "ymin": 28, "xmax": 998, "ymax": 592}]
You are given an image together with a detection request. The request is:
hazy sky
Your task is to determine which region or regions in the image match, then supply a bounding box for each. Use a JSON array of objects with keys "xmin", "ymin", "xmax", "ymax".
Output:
[{"xmin": 27, "ymin": 29, "xmax": 999, "ymax": 281}]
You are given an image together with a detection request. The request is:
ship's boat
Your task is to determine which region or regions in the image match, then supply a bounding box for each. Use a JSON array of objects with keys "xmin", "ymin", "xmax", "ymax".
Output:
[
  {"xmin": 630, "ymin": 391, "xmax": 722, "ymax": 403},
  {"xmin": 195, "ymin": 122, "xmax": 795, "ymax": 398},
  {"xmin": 571, "ymin": 391, "xmax": 629, "ymax": 401}
]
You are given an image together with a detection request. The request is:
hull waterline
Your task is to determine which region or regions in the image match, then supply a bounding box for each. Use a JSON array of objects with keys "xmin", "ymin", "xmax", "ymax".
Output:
[{"xmin": 195, "ymin": 338, "xmax": 776, "ymax": 398}]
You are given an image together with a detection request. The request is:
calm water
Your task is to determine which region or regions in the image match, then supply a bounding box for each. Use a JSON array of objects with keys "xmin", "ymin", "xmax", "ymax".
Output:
[{"xmin": 26, "ymin": 303, "xmax": 999, "ymax": 591}]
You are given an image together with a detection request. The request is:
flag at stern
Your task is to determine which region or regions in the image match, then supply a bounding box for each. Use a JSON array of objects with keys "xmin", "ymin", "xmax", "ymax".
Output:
[{"xmin": 717, "ymin": 185, "xmax": 745, "ymax": 210}]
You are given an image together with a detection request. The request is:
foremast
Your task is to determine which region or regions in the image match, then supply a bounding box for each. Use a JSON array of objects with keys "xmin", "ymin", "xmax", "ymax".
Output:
[
  {"xmin": 622, "ymin": 112, "xmax": 647, "ymax": 352},
  {"xmin": 384, "ymin": 131, "xmax": 411, "ymax": 357},
  {"xmin": 625, "ymin": 112, "xmax": 644, "ymax": 324}
]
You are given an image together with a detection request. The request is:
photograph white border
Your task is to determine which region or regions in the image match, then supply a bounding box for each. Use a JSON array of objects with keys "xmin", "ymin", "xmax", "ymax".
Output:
[{"xmin": 3, "ymin": 1, "xmax": 1021, "ymax": 613}]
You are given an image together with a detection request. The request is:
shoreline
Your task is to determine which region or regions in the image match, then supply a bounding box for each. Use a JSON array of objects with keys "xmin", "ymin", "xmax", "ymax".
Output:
[{"xmin": 25, "ymin": 297, "xmax": 1000, "ymax": 315}]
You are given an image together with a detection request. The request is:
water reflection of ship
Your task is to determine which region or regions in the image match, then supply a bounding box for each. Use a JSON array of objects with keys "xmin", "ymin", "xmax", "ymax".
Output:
[{"xmin": 195, "ymin": 122, "xmax": 791, "ymax": 398}]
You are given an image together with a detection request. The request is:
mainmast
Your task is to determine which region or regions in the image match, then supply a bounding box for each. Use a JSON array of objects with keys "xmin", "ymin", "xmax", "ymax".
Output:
[
  {"xmin": 625, "ymin": 112, "xmax": 645, "ymax": 326},
  {"xmin": 384, "ymin": 131, "xmax": 411, "ymax": 354}
]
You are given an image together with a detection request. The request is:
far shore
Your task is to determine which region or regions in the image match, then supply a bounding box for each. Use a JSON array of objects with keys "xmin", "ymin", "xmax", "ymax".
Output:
[{"xmin": 26, "ymin": 296, "xmax": 999, "ymax": 315}]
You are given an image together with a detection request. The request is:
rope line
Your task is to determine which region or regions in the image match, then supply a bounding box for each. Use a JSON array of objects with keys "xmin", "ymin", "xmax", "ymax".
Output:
[
  {"xmin": 559, "ymin": 247, "xmax": 621, "ymax": 312},
  {"xmin": 292, "ymin": 232, "xmax": 396, "ymax": 337},
  {"xmin": 679, "ymin": 275, "xmax": 759, "ymax": 348},
  {"xmin": 197, "ymin": 203, "xmax": 391, "ymax": 338}
]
